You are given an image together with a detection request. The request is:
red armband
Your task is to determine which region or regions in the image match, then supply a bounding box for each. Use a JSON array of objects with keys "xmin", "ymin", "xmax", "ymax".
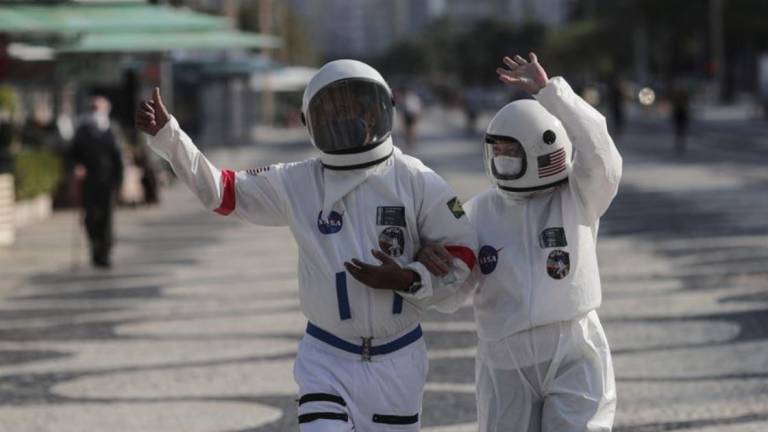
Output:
[
  {"xmin": 214, "ymin": 169, "xmax": 236, "ymax": 215},
  {"xmin": 445, "ymin": 245, "xmax": 476, "ymax": 270}
]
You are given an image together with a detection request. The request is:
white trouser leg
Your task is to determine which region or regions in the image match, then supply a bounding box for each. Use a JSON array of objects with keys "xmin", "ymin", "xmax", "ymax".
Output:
[
  {"xmin": 294, "ymin": 336, "xmax": 428, "ymax": 432},
  {"xmin": 542, "ymin": 311, "xmax": 616, "ymax": 432},
  {"xmin": 476, "ymin": 312, "xmax": 616, "ymax": 432},
  {"xmin": 294, "ymin": 337, "xmax": 355, "ymax": 432},
  {"xmin": 476, "ymin": 347, "xmax": 542, "ymax": 432}
]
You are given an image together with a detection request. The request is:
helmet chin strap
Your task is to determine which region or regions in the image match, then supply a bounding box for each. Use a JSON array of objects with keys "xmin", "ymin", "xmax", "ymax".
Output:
[
  {"xmin": 497, "ymin": 186, "xmax": 553, "ymax": 201},
  {"xmin": 319, "ymin": 137, "xmax": 394, "ymax": 170},
  {"xmin": 496, "ymin": 177, "xmax": 568, "ymax": 201}
]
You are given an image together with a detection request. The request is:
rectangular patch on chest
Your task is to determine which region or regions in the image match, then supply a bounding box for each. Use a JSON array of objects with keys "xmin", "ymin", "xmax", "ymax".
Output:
[
  {"xmin": 539, "ymin": 227, "xmax": 567, "ymax": 248},
  {"xmin": 377, "ymin": 206, "xmax": 406, "ymax": 227}
]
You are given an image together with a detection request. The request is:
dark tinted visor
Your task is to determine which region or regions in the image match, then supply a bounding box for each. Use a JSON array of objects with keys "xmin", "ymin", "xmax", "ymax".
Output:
[{"xmin": 307, "ymin": 78, "xmax": 394, "ymax": 153}]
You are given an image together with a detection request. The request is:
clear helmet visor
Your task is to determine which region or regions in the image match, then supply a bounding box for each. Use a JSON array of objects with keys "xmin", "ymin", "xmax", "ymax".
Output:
[
  {"xmin": 307, "ymin": 78, "xmax": 394, "ymax": 153},
  {"xmin": 484, "ymin": 134, "xmax": 527, "ymax": 180}
]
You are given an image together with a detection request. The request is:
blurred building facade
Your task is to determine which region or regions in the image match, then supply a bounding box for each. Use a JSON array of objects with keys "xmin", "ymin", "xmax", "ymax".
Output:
[
  {"xmin": 0, "ymin": 0, "xmax": 280, "ymax": 148},
  {"xmin": 0, "ymin": 0, "xmax": 282, "ymax": 241},
  {"xmin": 437, "ymin": 0, "xmax": 572, "ymax": 27},
  {"xmin": 285, "ymin": 0, "xmax": 573, "ymax": 59}
]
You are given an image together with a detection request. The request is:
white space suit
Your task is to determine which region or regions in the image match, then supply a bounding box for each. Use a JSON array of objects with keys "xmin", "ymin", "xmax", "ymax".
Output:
[
  {"xmin": 146, "ymin": 60, "xmax": 477, "ymax": 431},
  {"xmin": 465, "ymin": 77, "xmax": 621, "ymax": 431}
]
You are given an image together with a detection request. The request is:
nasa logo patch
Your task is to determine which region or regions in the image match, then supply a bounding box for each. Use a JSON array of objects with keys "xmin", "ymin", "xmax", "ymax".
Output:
[
  {"xmin": 379, "ymin": 227, "xmax": 405, "ymax": 257},
  {"xmin": 317, "ymin": 211, "xmax": 343, "ymax": 234},
  {"xmin": 478, "ymin": 245, "xmax": 501, "ymax": 275},
  {"xmin": 546, "ymin": 249, "xmax": 570, "ymax": 280}
]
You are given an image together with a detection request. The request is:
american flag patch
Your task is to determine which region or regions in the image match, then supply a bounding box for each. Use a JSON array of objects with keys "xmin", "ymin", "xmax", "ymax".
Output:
[
  {"xmin": 537, "ymin": 148, "xmax": 567, "ymax": 178},
  {"xmin": 246, "ymin": 166, "xmax": 271, "ymax": 176}
]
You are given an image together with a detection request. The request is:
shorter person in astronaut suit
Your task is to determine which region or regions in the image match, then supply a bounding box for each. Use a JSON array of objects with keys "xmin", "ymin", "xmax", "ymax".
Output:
[
  {"xmin": 136, "ymin": 59, "xmax": 477, "ymax": 432},
  {"xmin": 418, "ymin": 53, "xmax": 621, "ymax": 431}
]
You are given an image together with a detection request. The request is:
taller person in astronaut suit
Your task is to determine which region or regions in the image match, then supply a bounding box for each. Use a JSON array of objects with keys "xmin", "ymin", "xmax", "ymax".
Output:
[
  {"xmin": 135, "ymin": 60, "xmax": 478, "ymax": 431},
  {"xmin": 418, "ymin": 53, "xmax": 621, "ymax": 431}
]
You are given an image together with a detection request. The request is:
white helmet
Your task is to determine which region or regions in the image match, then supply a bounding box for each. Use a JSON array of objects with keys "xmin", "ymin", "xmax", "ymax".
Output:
[
  {"xmin": 302, "ymin": 60, "xmax": 395, "ymax": 170},
  {"xmin": 484, "ymin": 99, "xmax": 572, "ymax": 196}
]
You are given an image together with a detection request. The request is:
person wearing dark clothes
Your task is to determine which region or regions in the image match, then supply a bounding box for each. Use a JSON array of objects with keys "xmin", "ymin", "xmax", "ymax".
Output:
[
  {"xmin": 607, "ymin": 77, "xmax": 625, "ymax": 136},
  {"xmin": 670, "ymin": 81, "xmax": 691, "ymax": 154},
  {"xmin": 133, "ymin": 146, "xmax": 159, "ymax": 204},
  {"xmin": 69, "ymin": 96, "xmax": 123, "ymax": 268}
]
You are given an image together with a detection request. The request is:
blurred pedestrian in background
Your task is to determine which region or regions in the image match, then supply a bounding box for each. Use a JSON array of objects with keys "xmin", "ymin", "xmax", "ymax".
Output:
[
  {"xmin": 463, "ymin": 90, "xmax": 479, "ymax": 136},
  {"xmin": 607, "ymin": 76, "xmax": 625, "ymax": 136},
  {"xmin": 399, "ymin": 87, "xmax": 422, "ymax": 152},
  {"xmin": 68, "ymin": 96, "xmax": 124, "ymax": 269},
  {"xmin": 133, "ymin": 146, "xmax": 159, "ymax": 205},
  {"xmin": 670, "ymin": 80, "xmax": 691, "ymax": 154}
]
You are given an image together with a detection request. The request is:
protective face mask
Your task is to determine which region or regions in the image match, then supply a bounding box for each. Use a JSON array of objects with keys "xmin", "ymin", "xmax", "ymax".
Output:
[
  {"xmin": 493, "ymin": 156, "xmax": 523, "ymax": 177},
  {"xmin": 89, "ymin": 113, "xmax": 110, "ymax": 132}
]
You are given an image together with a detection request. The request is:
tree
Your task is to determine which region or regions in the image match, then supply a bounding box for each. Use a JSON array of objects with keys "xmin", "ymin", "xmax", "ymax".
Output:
[{"xmin": 238, "ymin": 0, "xmax": 319, "ymax": 66}]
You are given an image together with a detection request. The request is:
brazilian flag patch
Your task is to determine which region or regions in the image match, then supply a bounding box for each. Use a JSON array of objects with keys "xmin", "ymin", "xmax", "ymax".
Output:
[{"xmin": 447, "ymin": 197, "xmax": 465, "ymax": 219}]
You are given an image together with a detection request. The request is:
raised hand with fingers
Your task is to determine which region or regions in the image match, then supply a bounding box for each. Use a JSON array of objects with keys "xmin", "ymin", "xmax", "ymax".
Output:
[
  {"xmin": 344, "ymin": 249, "xmax": 417, "ymax": 291},
  {"xmin": 135, "ymin": 87, "xmax": 170, "ymax": 136},
  {"xmin": 495, "ymin": 52, "xmax": 549, "ymax": 95}
]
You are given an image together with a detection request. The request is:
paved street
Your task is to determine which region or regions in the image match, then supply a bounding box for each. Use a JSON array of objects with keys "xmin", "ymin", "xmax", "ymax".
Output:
[{"xmin": 0, "ymin": 108, "xmax": 767, "ymax": 431}]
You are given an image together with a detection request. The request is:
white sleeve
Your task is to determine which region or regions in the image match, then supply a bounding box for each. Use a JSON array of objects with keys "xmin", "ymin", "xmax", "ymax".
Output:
[
  {"xmin": 145, "ymin": 116, "xmax": 287, "ymax": 225},
  {"xmin": 535, "ymin": 77, "xmax": 623, "ymax": 224},
  {"xmin": 233, "ymin": 170, "xmax": 288, "ymax": 226},
  {"xmin": 400, "ymin": 170, "xmax": 479, "ymax": 313}
]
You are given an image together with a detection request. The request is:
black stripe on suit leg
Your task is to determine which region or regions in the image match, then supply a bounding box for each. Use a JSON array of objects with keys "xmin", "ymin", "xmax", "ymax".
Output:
[
  {"xmin": 372, "ymin": 413, "xmax": 419, "ymax": 425},
  {"xmin": 298, "ymin": 413, "xmax": 349, "ymax": 424},
  {"xmin": 298, "ymin": 393, "xmax": 347, "ymax": 407}
]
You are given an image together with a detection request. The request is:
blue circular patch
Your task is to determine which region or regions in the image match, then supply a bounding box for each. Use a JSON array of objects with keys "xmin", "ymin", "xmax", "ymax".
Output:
[
  {"xmin": 317, "ymin": 211, "xmax": 343, "ymax": 234},
  {"xmin": 478, "ymin": 245, "xmax": 499, "ymax": 275}
]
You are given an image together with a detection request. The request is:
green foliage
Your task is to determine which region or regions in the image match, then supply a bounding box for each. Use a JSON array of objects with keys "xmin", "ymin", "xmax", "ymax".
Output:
[
  {"xmin": 453, "ymin": 20, "xmax": 547, "ymax": 86},
  {"xmin": 13, "ymin": 149, "xmax": 62, "ymax": 201},
  {"xmin": 276, "ymin": 6, "xmax": 319, "ymax": 66},
  {"xmin": 375, "ymin": 18, "xmax": 546, "ymax": 86},
  {"xmin": 375, "ymin": 39, "xmax": 431, "ymax": 77},
  {"xmin": 238, "ymin": 1, "xmax": 318, "ymax": 66},
  {"xmin": 0, "ymin": 86, "xmax": 16, "ymax": 153},
  {"xmin": 376, "ymin": 0, "xmax": 768, "ymax": 86},
  {"xmin": 0, "ymin": 86, "xmax": 16, "ymax": 113},
  {"xmin": 566, "ymin": 0, "xmax": 712, "ymax": 79}
]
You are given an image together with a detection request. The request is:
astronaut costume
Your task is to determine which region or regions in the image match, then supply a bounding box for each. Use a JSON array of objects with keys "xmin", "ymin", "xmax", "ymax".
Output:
[
  {"xmin": 145, "ymin": 60, "xmax": 477, "ymax": 431},
  {"xmin": 464, "ymin": 77, "xmax": 621, "ymax": 431}
]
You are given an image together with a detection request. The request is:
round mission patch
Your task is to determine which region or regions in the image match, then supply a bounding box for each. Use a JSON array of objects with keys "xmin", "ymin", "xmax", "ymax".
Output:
[
  {"xmin": 378, "ymin": 227, "xmax": 405, "ymax": 257},
  {"xmin": 546, "ymin": 249, "xmax": 570, "ymax": 279},
  {"xmin": 317, "ymin": 211, "xmax": 343, "ymax": 234},
  {"xmin": 478, "ymin": 245, "xmax": 499, "ymax": 275}
]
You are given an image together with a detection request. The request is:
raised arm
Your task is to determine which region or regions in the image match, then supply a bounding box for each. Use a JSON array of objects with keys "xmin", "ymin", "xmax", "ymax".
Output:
[
  {"xmin": 535, "ymin": 78, "xmax": 622, "ymax": 224},
  {"xmin": 135, "ymin": 88, "xmax": 287, "ymax": 225},
  {"xmin": 497, "ymin": 53, "xmax": 622, "ymax": 224}
]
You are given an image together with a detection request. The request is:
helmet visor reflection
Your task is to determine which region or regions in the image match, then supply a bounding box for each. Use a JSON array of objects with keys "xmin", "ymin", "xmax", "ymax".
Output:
[{"xmin": 307, "ymin": 78, "xmax": 394, "ymax": 153}]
